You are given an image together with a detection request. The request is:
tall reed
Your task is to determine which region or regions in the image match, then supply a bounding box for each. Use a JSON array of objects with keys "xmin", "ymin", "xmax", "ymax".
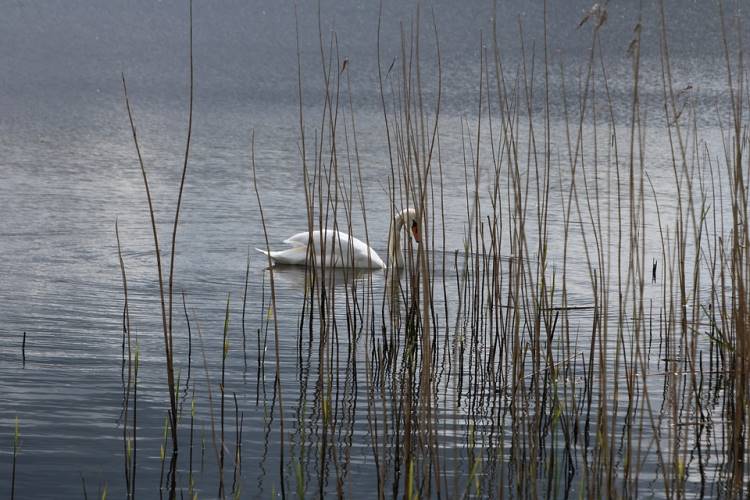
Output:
[{"xmin": 109, "ymin": 0, "xmax": 750, "ymax": 497}]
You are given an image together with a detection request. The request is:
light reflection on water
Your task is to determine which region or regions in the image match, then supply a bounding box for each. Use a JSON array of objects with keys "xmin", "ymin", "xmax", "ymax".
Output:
[{"xmin": 0, "ymin": 0, "xmax": 744, "ymax": 497}]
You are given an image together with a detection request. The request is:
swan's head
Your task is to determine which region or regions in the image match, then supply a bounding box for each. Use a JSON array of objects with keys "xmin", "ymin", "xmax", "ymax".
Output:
[{"xmin": 396, "ymin": 208, "xmax": 420, "ymax": 243}]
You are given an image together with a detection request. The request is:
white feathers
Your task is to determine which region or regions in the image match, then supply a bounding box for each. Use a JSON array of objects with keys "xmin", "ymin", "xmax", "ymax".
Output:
[
  {"xmin": 257, "ymin": 229, "xmax": 385, "ymax": 269},
  {"xmin": 258, "ymin": 209, "xmax": 419, "ymax": 270}
]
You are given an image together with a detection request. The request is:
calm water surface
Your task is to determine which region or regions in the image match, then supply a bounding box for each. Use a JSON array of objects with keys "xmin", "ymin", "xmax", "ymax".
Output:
[{"xmin": 0, "ymin": 1, "xmax": 744, "ymax": 497}]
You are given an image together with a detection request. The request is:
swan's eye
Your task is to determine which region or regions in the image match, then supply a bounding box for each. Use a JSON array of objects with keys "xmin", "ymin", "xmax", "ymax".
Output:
[{"xmin": 411, "ymin": 220, "xmax": 421, "ymax": 243}]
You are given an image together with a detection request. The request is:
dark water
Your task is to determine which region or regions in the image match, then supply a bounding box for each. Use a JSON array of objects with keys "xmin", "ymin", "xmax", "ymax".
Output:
[{"xmin": 0, "ymin": 1, "xmax": 745, "ymax": 498}]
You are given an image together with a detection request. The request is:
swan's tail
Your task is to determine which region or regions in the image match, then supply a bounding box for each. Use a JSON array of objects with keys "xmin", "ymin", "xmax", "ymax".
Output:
[
  {"xmin": 255, "ymin": 248, "xmax": 276, "ymax": 266},
  {"xmin": 255, "ymin": 246, "xmax": 308, "ymax": 266}
]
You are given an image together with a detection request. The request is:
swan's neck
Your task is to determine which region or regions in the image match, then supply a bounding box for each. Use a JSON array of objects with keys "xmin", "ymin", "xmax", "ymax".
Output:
[{"xmin": 388, "ymin": 215, "xmax": 405, "ymax": 268}]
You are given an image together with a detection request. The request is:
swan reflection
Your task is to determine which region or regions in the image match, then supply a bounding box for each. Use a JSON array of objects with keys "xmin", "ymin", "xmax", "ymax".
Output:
[{"xmin": 263, "ymin": 264, "xmax": 379, "ymax": 291}]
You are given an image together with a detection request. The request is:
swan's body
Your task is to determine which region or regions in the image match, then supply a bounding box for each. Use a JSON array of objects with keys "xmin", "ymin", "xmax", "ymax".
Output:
[
  {"xmin": 258, "ymin": 208, "xmax": 419, "ymax": 269},
  {"xmin": 259, "ymin": 229, "xmax": 386, "ymax": 269}
]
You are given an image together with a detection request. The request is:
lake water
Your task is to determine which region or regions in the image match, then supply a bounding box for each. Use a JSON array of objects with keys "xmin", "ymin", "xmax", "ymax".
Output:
[{"xmin": 0, "ymin": 0, "xmax": 746, "ymax": 498}]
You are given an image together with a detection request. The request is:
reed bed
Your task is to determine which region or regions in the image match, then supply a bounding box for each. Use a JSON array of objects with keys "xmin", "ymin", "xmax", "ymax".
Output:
[{"xmin": 18, "ymin": 0, "xmax": 747, "ymax": 498}]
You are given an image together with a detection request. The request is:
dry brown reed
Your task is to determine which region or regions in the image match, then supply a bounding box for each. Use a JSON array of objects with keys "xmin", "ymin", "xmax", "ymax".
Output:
[{"xmin": 109, "ymin": 0, "xmax": 750, "ymax": 498}]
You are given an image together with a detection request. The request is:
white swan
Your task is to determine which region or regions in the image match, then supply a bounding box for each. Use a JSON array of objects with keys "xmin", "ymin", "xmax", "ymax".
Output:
[{"xmin": 257, "ymin": 208, "xmax": 419, "ymax": 269}]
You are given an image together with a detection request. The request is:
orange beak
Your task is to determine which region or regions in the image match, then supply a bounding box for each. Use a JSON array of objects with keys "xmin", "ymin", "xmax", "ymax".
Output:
[{"xmin": 411, "ymin": 221, "xmax": 421, "ymax": 243}]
